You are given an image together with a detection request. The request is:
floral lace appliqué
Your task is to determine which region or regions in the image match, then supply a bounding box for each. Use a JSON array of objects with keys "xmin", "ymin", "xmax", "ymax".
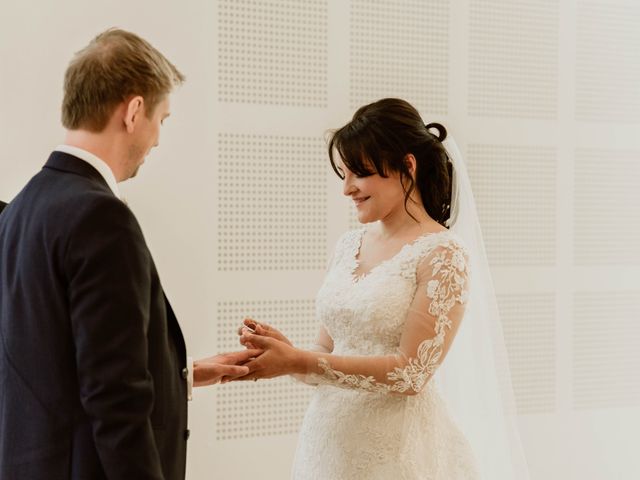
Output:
[{"xmin": 317, "ymin": 240, "xmax": 469, "ymax": 394}]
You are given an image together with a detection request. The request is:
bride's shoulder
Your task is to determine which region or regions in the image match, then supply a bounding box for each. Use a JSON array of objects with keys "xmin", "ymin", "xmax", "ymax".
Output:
[
  {"xmin": 412, "ymin": 232, "xmax": 470, "ymax": 282},
  {"xmin": 330, "ymin": 227, "xmax": 364, "ymax": 265},
  {"xmin": 419, "ymin": 230, "xmax": 470, "ymax": 261},
  {"xmin": 438, "ymin": 230, "xmax": 468, "ymax": 251},
  {"xmin": 334, "ymin": 227, "xmax": 365, "ymax": 248}
]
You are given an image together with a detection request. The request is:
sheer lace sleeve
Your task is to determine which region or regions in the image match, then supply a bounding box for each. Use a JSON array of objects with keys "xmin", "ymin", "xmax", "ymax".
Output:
[
  {"xmin": 312, "ymin": 325, "xmax": 334, "ymax": 354},
  {"xmin": 309, "ymin": 240, "xmax": 469, "ymax": 395},
  {"xmin": 294, "ymin": 326, "xmax": 335, "ymax": 385}
]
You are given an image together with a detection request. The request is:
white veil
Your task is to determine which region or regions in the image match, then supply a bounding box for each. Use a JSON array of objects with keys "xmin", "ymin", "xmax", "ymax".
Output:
[{"xmin": 433, "ymin": 136, "xmax": 530, "ymax": 479}]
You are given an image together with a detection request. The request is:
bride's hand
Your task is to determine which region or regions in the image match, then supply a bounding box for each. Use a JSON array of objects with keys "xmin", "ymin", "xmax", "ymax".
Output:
[
  {"xmin": 238, "ymin": 318, "xmax": 293, "ymax": 348},
  {"xmin": 231, "ymin": 332, "xmax": 307, "ymax": 381}
]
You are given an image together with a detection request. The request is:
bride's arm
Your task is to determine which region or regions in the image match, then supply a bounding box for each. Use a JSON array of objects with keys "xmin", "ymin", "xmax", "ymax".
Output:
[
  {"xmin": 311, "ymin": 325, "xmax": 334, "ymax": 353},
  {"xmin": 237, "ymin": 320, "xmax": 334, "ymax": 385},
  {"xmin": 293, "ymin": 326, "xmax": 334, "ymax": 385},
  {"xmin": 240, "ymin": 242, "xmax": 469, "ymax": 396}
]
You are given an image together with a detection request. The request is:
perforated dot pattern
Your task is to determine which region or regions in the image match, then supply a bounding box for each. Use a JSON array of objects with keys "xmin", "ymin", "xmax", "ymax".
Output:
[
  {"xmin": 497, "ymin": 293, "xmax": 557, "ymax": 414},
  {"xmin": 349, "ymin": 0, "xmax": 449, "ymax": 113},
  {"xmin": 218, "ymin": 134, "xmax": 328, "ymax": 271},
  {"xmin": 216, "ymin": 299, "xmax": 317, "ymax": 439},
  {"xmin": 576, "ymin": 2, "xmax": 640, "ymax": 122},
  {"xmin": 574, "ymin": 148, "xmax": 640, "ymax": 266},
  {"xmin": 469, "ymin": 0, "xmax": 559, "ymax": 118},
  {"xmin": 573, "ymin": 291, "xmax": 640, "ymax": 409},
  {"xmin": 467, "ymin": 144, "xmax": 557, "ymax": 266},
  {"xmin": 218, "ymin": 0, "xmax": 328, "ymax": 107}
]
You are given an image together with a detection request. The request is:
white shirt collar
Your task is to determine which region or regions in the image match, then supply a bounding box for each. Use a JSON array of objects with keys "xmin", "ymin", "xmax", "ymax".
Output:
[{"xmin": 54, "ymin": 144, "xmax": 121, "ymax": 199}]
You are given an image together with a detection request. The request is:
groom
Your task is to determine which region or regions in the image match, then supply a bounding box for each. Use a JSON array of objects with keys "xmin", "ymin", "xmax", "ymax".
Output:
[{"xmin": 0, "ymin": 29, "xmax": 258, "ymax": 479}]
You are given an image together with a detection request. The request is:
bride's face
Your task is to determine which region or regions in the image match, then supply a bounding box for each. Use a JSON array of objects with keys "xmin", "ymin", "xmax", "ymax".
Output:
[{"xmin": 338, "ymin": 158, "xmax": 408, "ymax": 224}]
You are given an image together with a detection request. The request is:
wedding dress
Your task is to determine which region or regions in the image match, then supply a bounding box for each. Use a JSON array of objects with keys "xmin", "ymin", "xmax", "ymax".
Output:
[
  {"xmin": 291, "ymin": 227, "xmax": 480, "ymax": 479},
  {"xmin": 291, "ymin": 137, "xmax": 528, "ymax": 480}
]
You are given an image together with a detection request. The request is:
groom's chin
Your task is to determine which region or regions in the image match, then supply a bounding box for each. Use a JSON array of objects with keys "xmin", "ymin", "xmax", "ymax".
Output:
[{"xmin": 127, "ymin": 165, "xmax": 141, "ymax": 180}]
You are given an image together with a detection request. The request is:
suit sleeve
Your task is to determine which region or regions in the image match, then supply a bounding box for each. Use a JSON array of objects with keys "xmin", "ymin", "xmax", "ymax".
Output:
[{"xmin": 65, "ymin": 196, "xmax": 164, "ymax": 479}]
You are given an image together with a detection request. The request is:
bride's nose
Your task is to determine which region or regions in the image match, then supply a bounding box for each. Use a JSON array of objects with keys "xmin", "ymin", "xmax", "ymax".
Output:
[{"xmin": 343, "ymin": 174, "xmax": 357, "ymax": 197}]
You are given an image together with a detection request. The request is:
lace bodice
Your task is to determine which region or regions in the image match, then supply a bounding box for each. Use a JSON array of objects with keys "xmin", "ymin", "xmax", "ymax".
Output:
[
  {"xmin": 292, "ymin": 228, "xmax": 479, "ymax": 479},
  {"xmin": 311, "ymin": 228, "xmax": 470, "ymax": 394}
]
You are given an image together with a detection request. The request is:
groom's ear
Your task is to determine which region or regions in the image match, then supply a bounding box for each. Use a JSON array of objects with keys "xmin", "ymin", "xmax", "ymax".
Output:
[{"xmin": 123, "ymin": 96, "xmax": 144, "ymax": 133}]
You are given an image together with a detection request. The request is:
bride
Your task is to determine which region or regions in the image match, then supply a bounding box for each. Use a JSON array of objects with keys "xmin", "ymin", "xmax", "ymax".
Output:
[{"xmin": 233, "ymin": 98, "xmax": 529, "ymax": 479}]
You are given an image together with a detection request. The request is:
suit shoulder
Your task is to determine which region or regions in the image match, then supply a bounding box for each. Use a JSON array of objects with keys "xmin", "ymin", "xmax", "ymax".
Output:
[{"xmin": 70, "ymin": 193, "xmax": 141, "ymax": 236}]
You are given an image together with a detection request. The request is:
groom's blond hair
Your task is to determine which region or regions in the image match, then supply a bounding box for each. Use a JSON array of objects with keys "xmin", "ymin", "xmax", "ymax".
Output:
[{"xmin": 61, "ymin": 28, "xmax": 185, "ymax": 132}]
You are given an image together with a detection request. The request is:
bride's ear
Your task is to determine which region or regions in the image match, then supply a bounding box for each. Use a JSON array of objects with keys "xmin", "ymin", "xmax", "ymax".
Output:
[{"xmin": 404, "ymin": 154, "xmax": 417, "ymax": 178}]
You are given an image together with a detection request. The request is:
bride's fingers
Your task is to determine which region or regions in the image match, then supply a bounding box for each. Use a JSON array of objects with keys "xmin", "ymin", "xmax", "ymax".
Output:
[
  {"xmin": 238, "ymin": 326, "xmax": 252, "ymax": 338},
  {"xmin": 239, "ymin": 336, "xmax": 257, "ymax": 349},
  {"xmin": 254, "ymin": 324, "xmax": 293, "ymax": 346},
  {"xmin": 255, "ymin": 324, "xmax": 281, "ymax": 338},
  {"xmin": 243, "ymin": 318, "xmax": 260, "ymax": 330},
  {"xmin": 239, "ymin": 321, "xmax": 276, "ymax": 339},
  {"xmin": 246, "ymin": 318, "xmax": 279, "ymax": 336},
  {"xmin": 255, "ymin": 324, "xmax": 270, "ymax": 335},
  {"xmin": 239, "ymin": 321, "xmax": 289, "ymax": 346}
]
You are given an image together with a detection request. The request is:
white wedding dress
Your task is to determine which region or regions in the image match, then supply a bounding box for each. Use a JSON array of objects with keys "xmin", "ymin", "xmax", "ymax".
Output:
[{"xmin": 291, "ymin": 227, "xmax": 480, "ymax": 480}]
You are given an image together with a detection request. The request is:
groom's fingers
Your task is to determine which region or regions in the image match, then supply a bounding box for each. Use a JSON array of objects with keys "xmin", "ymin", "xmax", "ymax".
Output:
[
  {"xmin": 216, "ymin": 364, "xmax": 250, "ymax": 377},
  {"xmin": 195, "ymin": 363, "xmax": 250, "ymax": 379}
]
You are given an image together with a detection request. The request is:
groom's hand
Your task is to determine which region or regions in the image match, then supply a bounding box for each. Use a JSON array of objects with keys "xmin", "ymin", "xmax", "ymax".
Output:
[{"xmin": 194, "ymin": 349, "xmax": 263, "ymax": 387}]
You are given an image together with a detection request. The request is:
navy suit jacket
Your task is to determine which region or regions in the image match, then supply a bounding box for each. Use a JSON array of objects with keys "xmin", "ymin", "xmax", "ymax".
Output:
[{"xmin": 0, "ymin": 152, "xmax": 188, "ymax": 479}]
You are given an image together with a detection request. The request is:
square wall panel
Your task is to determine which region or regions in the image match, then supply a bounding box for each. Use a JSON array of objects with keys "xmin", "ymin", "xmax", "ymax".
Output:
[
  {"xmin": 574, "ymin": 148, "xmax": 640, "ymax": 266},
  {"xmin": 469, "ymin": 0, "xmax": 559, "ymax": 119},
  {"xmin": 349, "ymin": 0, "xmax": 449, "ymax": 114},
  {"xmin": 467, "ymin": 144, "xmax": 557, "ymax": 266},
  {"xmin": 497, "ymin": 293, "xmax": 557, "ymax": 414},
  {"xmin": 573, "ymin": 291, "xmax": 640, "ymax": 409},
  {"xmin": 218, "ymin": 0, "xmax": 328, "ymax": 107},
  {"xmin": 217, "ymin": 134, "xmax": 328, "ymax": 271},
  {"xmin": 576, "ymin": 1, "xmax": 640, "ymax": 122}
]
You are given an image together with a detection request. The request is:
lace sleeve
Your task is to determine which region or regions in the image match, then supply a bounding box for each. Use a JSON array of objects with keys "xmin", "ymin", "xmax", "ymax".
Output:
[
  {"xmin": 311, "ymin": 241, "xmax": 470, "ymax": 395},
  {"xmin": 293, "ymin": 326, "xmax": 335, "ymax": 386}
]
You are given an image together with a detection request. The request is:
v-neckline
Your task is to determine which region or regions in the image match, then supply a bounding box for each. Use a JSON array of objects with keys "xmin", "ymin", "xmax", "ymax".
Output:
[{"xmin": 350, "ymin": 228, "xmax": 448, "ymax": 283}]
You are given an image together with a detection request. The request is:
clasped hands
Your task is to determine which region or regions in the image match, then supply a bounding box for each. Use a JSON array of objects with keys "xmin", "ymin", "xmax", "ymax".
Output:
[{"xmin": 193, "ymin": 319, "xmax": 306, "ymax": 387}]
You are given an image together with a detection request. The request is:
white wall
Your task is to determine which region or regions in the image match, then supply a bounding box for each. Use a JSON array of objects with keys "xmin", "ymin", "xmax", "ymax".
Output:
[{"xmin": 1, "ymin": 1, "xmax": 639, "ymax": 479}]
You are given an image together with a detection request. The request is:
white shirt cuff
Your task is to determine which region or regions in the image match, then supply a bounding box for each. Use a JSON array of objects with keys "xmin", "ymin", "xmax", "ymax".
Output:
[{"xmin": 187, "ymin": 356, "xmax": 194, "ymax": 401}]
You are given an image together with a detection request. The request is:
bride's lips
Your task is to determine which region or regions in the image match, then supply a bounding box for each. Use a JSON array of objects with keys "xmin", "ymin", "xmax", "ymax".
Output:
[{"xmin": 353, "ymin": 196, "xmax": 370, "ymax": 206}]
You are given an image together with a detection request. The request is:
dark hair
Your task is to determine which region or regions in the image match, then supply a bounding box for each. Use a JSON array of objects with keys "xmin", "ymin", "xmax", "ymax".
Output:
[{"xmin": 328, "ymin": 98, "xmax": 452, "ymax": 226}]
